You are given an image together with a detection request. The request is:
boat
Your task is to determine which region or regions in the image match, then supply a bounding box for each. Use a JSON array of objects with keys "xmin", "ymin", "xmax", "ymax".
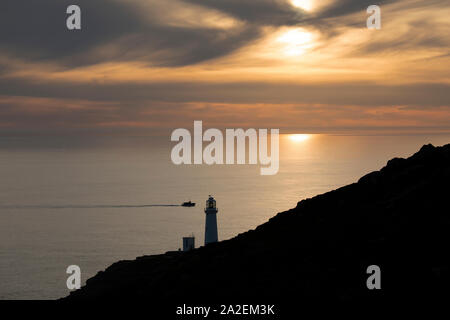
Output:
[{"xmin": 181, "ymin": 201, "xmax": 196, "ymax": 207}]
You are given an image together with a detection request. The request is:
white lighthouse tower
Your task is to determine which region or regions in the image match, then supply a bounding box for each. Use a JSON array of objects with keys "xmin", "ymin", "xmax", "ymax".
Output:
[{"xmin": 204, "ymin": 195, "xmax": 218, "ymax": 245}]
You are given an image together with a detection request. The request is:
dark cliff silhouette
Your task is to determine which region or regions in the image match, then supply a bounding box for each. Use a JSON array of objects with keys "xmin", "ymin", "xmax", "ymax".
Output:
[{"xmin": 64, "ymin": 144, "xmax": 450, "ymax": 303}]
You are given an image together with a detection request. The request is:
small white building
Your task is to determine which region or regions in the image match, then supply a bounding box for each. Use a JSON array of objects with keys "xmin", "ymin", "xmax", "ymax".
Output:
[{"xmin": 182, "ymin": 236, "xmax": 195, "ymax": 251}]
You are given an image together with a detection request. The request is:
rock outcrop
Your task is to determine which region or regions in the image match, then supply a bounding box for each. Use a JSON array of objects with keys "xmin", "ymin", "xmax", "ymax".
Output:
[{"xmin": 64, "ymin": 144, "xmax": 450, "ymax": 303}]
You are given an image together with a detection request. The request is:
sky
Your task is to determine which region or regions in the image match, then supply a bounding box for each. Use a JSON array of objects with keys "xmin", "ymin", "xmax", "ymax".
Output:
[{"xmin": 0, "ymin": 0, "xmax": 449, "ymax": 135}]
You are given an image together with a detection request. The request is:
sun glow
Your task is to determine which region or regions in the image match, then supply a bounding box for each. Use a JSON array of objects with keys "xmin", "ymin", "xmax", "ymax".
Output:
[
  {"xmin": 289, "ymin": 134, "xmax": 311, "ymax": 142},
  {"xmin": 277, "ymin": 28, "xmax": 314, "ymax": 57},
  {"xmin": 291, "ymin": 0, "xmax": 314, "ymax": 11}
]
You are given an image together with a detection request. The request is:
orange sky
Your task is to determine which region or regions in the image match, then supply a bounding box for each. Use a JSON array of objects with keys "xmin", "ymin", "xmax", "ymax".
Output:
[{"xmin": 0, "ymin": 0, "xmax": 449, "ymax": 134}]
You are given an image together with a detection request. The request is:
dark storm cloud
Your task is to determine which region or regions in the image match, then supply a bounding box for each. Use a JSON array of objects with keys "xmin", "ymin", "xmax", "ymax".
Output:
[
  {"xmin": 292, "ymin": 0, "xmax": 396, "ymax": 41},
  {"xmin": 184, "ymin": 0, "xmax": 394, "ymax": 33},
  {"xmin": 0, "ymin": 1, "xmax": 142, "ymax": 65},
  {"xmin": 0, "ymin": 0, "xmax": 260, "ymax": 67},
  {"xmin": 314, "ymin": 0, "xmax": 394, "ymax": 20},
  {"xmin": 184, "ymin": 0, "xmax": 306, "ymax": 25}
]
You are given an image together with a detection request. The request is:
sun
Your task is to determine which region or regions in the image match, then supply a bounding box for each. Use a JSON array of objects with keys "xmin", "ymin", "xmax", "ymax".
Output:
[
  {"xmin": 291, "ymin": 0, "xmax": 314, "ymax": 11},
  {"xmin": 289, "ymin": 134, "xmax": 311, "ymax": 142},
  {"xmin": 277, "ymin": 28, "xmax": 314, "ymax": 56},
  {"xmin": 278, "ymin": 29, "xmax": 313, "ymax": 45}
]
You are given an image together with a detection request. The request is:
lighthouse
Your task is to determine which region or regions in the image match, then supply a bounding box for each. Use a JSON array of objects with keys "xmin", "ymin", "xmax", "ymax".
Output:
[{"xmin": 204, "ymin": 195, "xmax": 218, "ymax": 245}]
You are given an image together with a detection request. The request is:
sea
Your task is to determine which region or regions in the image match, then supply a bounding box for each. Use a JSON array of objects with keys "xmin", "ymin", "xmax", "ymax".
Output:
[{"xmin": 0, "ymin": 133, "xmax": 449, "ymax": 299}]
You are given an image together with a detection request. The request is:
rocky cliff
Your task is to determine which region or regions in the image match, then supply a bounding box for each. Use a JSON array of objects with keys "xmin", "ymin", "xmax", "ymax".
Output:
[{"xmin": 64, "ymin": 144, "xmax": 450, "ymax": 303}]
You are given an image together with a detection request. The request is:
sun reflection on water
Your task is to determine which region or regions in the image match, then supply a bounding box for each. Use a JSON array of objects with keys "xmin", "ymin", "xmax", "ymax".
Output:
[{"xmin": 289, "ymin": 134, "xmax": 311, "ymax": 142}]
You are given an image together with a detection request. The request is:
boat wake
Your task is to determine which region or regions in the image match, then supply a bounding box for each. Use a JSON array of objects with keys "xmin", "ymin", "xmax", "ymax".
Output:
[{"xmin": 0, "ymin": 204, "xmax": 181, "ymax": 209}]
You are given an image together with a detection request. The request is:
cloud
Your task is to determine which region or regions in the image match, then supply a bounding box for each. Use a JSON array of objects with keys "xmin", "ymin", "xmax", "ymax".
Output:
[
  {"xmin": 0, "ymin": 0, "xmax": 400, "ymax": 68},
  {"xmin": 0, "ymin": 0, "xmax": 260, "ymax": 67},
  {"xmin": 1, "ymin": 75, "xmax": 449, "ymax": 106},
  {"xmin": 0, "ymin": 0, "xmax": 449, "ymax": 134},
  {"xmin": 314, "ymin": 0, "xmax": 394, "ymax": 20},
  {"xmin": 2, "ymin": 0, "xmax": 447, "ymax": 69},
  {"xmin": 1, "ymin": 95, "xmax": 449, "ymax": 134},
  {"xmin": 355, "ymin": 1, "xmax": 450, "ymax": 55},
  {"xmin": 0, "ymin": 1, "xmax": 142, "ymax": 65},
  {"xmin": 184, "ymin": 0, "xmax": 307, "ymax": 25}
]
